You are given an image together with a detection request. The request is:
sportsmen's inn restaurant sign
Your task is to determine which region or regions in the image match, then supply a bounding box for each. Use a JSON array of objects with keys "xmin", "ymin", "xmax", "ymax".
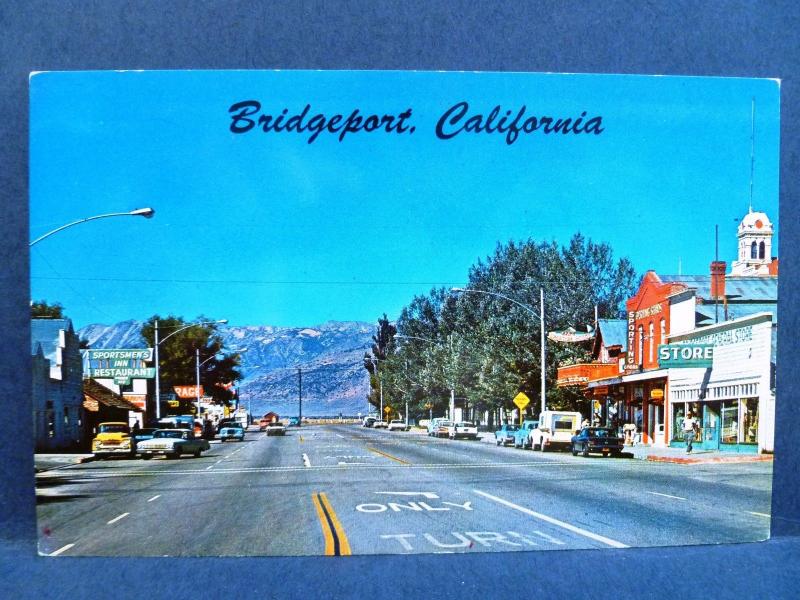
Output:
[{"xmin": 82, "ymin": 348, "xmax": 156, "ymax": 385}]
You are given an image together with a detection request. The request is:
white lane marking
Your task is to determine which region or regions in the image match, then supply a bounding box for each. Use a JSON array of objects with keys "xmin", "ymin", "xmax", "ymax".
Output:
[
  {"xmin": 106, "ymin": 512, "xmax": 130, "ymax": 525},
  {"xmin": 205, "ymin": 465, "xmax": 215, "ymax": 470},
  {"xmin": 44, "ymin": 460, "xmax": 580, "ymax": 478},
  {"xmin": 147, "ymin": 495, "xmax": 161, "ymax": 502},
  {"xmin": 302, "ymin": 453, "xmax": 311, "ymax": 467},
  {"xmin": 336, "ymin": 433, "xmax": 345, "ymax": 439},
  {"xmin": 647, "ymin": 491, "xmax": 686, "ymax": 501},
  {"xmin": 338, "ymin": 462, "xmax": 370, "ymax": 465},
  {"xmin": 473, "ymin": 490, "xmax": 629, "ymax": 549},
  {"xmin": 532, "ymin": 530, "xmax": 565, "ymax": 545},
  {"xmin": 748, "ymin": 511, "xmax": 771, "ymax": 518},
  {"xmin": 375, "ymin": 491, "xmax": 439, "ymax": 499},
  {"xmin": 48, "ymin": 543, "xmax": 75, "ymax": 556}
]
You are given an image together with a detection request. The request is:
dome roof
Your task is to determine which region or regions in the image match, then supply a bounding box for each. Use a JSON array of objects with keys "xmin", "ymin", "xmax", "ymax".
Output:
[{"xmin": 738, "ymin": 208, "xmax": 773, "ymax": 234}]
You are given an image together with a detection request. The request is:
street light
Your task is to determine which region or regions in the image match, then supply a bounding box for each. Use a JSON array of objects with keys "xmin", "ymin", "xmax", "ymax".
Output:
[
  {"xmin": 153, "ymin": 318, "xmax": 228, "ymax": 420},
  {"xmin": 451, "ymin": 286, "xmax": 547, "ymax": 415},
  {"xmin": 30, "ymin": 207, "xmax": 155, "ymax": 246}
]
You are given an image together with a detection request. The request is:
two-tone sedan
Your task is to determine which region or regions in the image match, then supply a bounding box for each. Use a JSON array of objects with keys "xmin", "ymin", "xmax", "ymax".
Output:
[
  {"xmin": 570, "ymin": 427, "xmax": 624, "ymax": 457},
  {"xmin": 137, "ymin": 429, "xmax": 210, "ymax": 459},
  {"xmin": 449, "ymin": 421, "xmax": 478, "ymax": 440}
]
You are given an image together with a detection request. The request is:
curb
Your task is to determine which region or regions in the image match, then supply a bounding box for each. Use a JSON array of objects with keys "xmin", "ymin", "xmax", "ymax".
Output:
[{"xmin": 646, "ymin": 454, "xmax": 773, "ymax": 465}]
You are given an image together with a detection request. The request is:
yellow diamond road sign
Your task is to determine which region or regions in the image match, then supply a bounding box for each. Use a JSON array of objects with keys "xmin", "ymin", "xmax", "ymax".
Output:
[{"xmin": 513, "ymin": 392, "xmax": 530, "ymax": 410}]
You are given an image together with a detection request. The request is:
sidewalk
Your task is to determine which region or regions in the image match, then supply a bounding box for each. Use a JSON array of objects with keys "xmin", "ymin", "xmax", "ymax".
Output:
[
  {"xmin": 34, "ymin": 453, "xmax": 96, "ymax": 473},
  {"xmin": 624, "ymin": 444, "xmax": 773, "ymax": 464}
]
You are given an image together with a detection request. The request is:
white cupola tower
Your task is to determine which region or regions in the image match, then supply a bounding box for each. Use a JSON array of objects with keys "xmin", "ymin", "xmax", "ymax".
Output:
[{"xmin": 731, "ymin": 208, "xmax": 774, "ymax": 275}]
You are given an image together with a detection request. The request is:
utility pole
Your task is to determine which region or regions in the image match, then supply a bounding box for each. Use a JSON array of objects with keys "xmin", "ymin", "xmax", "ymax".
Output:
[
  {"xmin": 154, "ymin": 320, "xmax": 161, "ymax": 421},
  {"xmin": 540, "ymin": 287, "xmax": 546, "ymax": 415},
  {"xmin": 298, "ymin": 367, "xmax": 303, "ymax": 427}
]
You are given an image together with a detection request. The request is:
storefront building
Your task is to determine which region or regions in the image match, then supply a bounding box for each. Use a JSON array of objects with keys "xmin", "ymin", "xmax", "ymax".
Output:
[{"xmin": 665, "ymin": 312, "xmax": 775, "ymax": 453}]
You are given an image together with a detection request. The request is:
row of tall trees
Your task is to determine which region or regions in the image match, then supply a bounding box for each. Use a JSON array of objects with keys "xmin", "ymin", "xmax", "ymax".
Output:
[{"xmin": 363, "ymin": 234, "xmax": 637, "ymax": 423}]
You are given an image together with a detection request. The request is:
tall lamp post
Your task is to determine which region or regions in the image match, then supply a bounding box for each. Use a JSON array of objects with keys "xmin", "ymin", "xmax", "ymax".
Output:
[
  {"xmin": 451, "ymin": 286, "xmax": 547, "ymax": 415},
  {"xmin": 153, "ymin": 319, "xmax": 228, "ymax": 420},
  {"xmin": 30, "ymin": 207, "xmax": 155, "ymax": 246}
]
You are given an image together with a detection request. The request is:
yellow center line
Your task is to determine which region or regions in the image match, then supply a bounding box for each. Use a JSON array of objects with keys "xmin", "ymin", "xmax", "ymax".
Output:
[
  {"xmin": 367, "ymin": 447, "xmax": 410, "ymax": 465},
  {"xmin": 311, "ymin": 492, "xmax": 351, "ymax": 556}
]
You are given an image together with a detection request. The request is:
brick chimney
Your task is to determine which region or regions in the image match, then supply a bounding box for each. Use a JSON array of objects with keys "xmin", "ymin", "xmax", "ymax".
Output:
[{"xmin": 710, "ymin": 261, "xmax": 727, "ymax": 299}]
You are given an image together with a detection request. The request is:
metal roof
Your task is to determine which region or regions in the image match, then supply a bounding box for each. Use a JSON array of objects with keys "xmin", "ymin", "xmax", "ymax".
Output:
[
  {"xmin": 660, "ymin": 275, "xmax": 777, "ymax": 302},
  {"xmin": 597, "ymin": 319, "xmax": 627, "ymax": 348},
  {"xmin": 695, "ymin": 303, "xmax": 777, "ymax": 324}
]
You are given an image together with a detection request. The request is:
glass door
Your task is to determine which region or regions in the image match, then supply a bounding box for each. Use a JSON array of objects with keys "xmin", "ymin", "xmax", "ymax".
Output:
[{"xmin": 703, "ymin": 403, "xmax": 720, "ymax": 450}]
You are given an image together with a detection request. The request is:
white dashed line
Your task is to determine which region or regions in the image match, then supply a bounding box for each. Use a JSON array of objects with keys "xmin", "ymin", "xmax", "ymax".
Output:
[
  {"xmin": 106, "ymin": 512, "xmax": 130, "ymax": 525},
  {"xmin": 302, "ymin": 453, "xmax": 311, "ymax": 467},
  {"xmin": 48, "ymin": 543, "xmax": 75, "ymax": 556},
  {"xmin": 205, "ymin": 465, "xmax": 215, "ymax": 470},
  {"xmin": 748, "ymin": 511, "xmax": 771, "ymax": 518},
  {"xmin": 147, "ymin": 495, "xmax": 161, "ymax": 502},
  {"xmin": 473, "ymin": 490, "xmax": 629, "ymax": 549},
  {"xmin": 647, "ymin": 491, "xmax": 686, "ymax": 501}
]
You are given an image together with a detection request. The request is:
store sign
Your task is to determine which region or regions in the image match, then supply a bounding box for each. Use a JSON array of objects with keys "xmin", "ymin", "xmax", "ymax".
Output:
[
  {"xmin": 174, "ymin": 385, "xmax": 204, "ymax": 398},
  {"xmin": 83, "ymin": 348, "xmax": 155, "ymax": 385},
  {"xmin": 626, "ymin": 311, "xmax": 636, "ymax": 368},
  {"xmin": 657, "ymin": 343, "xmax": 713, "ymax": 368},
  {"xmin": 634, "ymin": 303, "xmax": 663, "ymax": 320},
  {"xmin": 690, "ymin": 325, "xmax": 753, "ymax": 348},
  {"xmin": 650, "ymin": 389, "xmax": 664, "ymax": 399}
]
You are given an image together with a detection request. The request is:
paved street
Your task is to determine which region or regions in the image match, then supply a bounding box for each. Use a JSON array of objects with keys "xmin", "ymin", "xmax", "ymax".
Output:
[{"xmin": 36, "ymin": 424, "xmax": 773, "ymax": 557}]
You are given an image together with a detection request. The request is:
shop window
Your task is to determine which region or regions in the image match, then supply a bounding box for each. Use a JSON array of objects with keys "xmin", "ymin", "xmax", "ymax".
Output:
[
  {"xmin": 721, "ymin": 400, "xmax": 739, "ymax": 444},
  {"xmin": 638, "ymin": 326, "xmax": 644, "ymax": 366},
  {"xmin": 660, "ymin": 318, "xmax": 665, "ymax": 346},
  {"xmin": 648, "ymin": 322, "xmax": 654, "ymax": 363},
  {"xmin": 741, "ymin": 398, "xmax": 758, "ymax": 444},
  {"xmin": 672, "ymin": 405, "xmax": 686, "ymax": 442},
  {"xmin": 759, "ymin": 241, "xmax": 765, "ymax": 259}
]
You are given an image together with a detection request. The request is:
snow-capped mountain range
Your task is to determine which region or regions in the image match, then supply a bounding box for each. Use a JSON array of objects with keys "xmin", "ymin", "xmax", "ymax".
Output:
[{"xmin": 78, "ymin": 320, "xmax": 374, "ymax": 416}]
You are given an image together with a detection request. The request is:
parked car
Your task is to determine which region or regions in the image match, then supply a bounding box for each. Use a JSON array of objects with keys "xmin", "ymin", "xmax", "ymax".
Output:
[
  {"xmin": 432, "ymin": 420, "xmax": 453, "ymax": 437},
  {"xmin": 570, "ymin": 427, "xmax": 625, "ymax": 457},
  {"xmin": 288, "ymin": 417, "xmax": 301, "ymax": 427},
  {"xmin": 219, "ymin": 422, "xmax": 245, "ymax": 442},
  {"xmin": 449, "ymin": 421, "xmax": 478, "ymax": 440},
  {"xmin": 216, "ymin": 418, "xmax": 238, "ymax": 433},
  {"xmin": 362, "ymin": 416, "xmax": 377, "ymax": 428},
  {"xmin": 529, "ymin": 411, "xmax": 582, "ymax": 452},
  {"xmin": 494, "ymin": 423, "xmax": 518, "ymax": 446},
  {"xmin": 266, "ymin": 421, "xmax": 287, "ymax": 436},
  {"xmin": 137, "ymin": 429, "xmax": 210, "ymax": 459},
  {"xmin": 92, "ymin": 422, "xmax": 135, "ymax": 459},
  {"xmin": 388, "ymin": 420, "xmax": 408, "ymax": 431},
  {"xmin": 513, "ymin": 420, "xmax": 539, "ymax": 448},
  {"xmin": 372, "ymin": 420, "xmax": 389, "ymax": 429}
]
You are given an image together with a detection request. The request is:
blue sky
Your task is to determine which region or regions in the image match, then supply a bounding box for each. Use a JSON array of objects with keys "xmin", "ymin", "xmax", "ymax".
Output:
[{"xmin": 29, "ymin": 71, "xmax": 780, "ymax": 329}]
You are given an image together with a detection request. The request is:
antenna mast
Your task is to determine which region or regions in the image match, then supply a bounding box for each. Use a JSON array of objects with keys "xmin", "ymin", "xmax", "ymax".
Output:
[{"xmin": 749, "ymin": 97, "xmax": 755, "ymax": 213}]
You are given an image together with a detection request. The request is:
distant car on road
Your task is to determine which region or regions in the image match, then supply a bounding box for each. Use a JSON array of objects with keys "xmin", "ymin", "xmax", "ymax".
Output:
[
  {"xmin": 137, "ymin": 429, "xmax": 210, "ymax": 459},
  {"xmin": 570, "ymin": 427, "xmax": 624, "ymax": 457},
  {"xmin": 288, "ymin": 417, "xmax": 301, "ymax": 427},
  {"xmin": 362, "ymin": 416, "xmax": 377, "ymax": 427},
  {"xmin": 219, "ymin": 423, "xmax": 245, "ymax": 442},
  {"xmin": 449, "ymin": 421, "xmax": 478, "ymax": 440},
  {"xmin": 372, "ymin": 420, "xmax": 389, "ymax": 429},
  {"xmin": 513, "ymin": 420, "xmax": 539, "ymax": 449},
  {"xmin": 494, "ymin": 423, "xmax": 518, "ymax": 446},
  {"xmin": 266, "ymin": 421, "xmax": 287, "ymax": 436},
  {"xmin": 388, "ymin": 420, "xmax": 408, "ymax": 431}
]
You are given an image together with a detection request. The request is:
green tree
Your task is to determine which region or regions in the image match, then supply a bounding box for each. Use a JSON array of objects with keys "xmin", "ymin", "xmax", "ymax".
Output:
[
  {"xmin": 31, "ymin": 299, "xmax": 64, "ymax": 319},
  {"xmin": 363, "ymin": 314, "xmax": 398, "ymax": 410},
  {"xmin": 141, "ymin": 315, "xmax": 242, "ymax": 411}
]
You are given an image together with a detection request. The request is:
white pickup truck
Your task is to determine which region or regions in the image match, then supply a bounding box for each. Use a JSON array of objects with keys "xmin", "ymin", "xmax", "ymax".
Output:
[{"xmin": 530, "ymin": 411, "xmax": 582, "ymax": 452}]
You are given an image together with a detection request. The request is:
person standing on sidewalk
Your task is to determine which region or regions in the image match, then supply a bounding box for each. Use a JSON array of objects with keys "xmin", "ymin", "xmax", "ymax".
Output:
[{"xmin": 683, "ymin": 411, "xmax": 699, "ymax": 453}]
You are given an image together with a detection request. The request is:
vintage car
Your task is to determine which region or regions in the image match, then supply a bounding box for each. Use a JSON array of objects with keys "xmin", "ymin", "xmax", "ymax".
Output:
[
  {"xmin": 513, "ymin": 420, "xmax": 539, "ymax": 449},
  {"xmin": 431, "ymin": 420, "xmax": 453, "ymax": 437},
  {"xmin": 372, "ymin": 420, "xmax": 389, "ymax": 429},
  {"xmin": 449, "ymin": 421, "xmax": 478, "ymax": 440},
  {"xmin": 132, "ymin": 427, "xmax": 158, "ymax": 446},
  {"xmin": 137, "ymin": 429, "xmax": 210, "ymax": 459},
  {"xmin": 570, "ymin": 427, "xmax": 625, "ymax": 457},
  {"xmin": 288, "ymin": 417, "xmax": 301, "ymax": 427},
  {"xmin": 266, "ymin": 421, "xmax": 287, "ymax": 436},
  {"xmin": 494, "ymin": 423, "xmax": 518, "ymax": 446},
  {"xmin": 219, "ymin": 422, "xmax": 245, "ymax": 442},
  {"xmin": 92, "ymin": 422, "xmax": 135, "ymax": 458},
  {"xmin": 530, "ymin": 411, "xmax": 582, "ymax": 452},
  {"xmin": 388, "ymin": 419, "xmax": 408, "ymax": 431}
]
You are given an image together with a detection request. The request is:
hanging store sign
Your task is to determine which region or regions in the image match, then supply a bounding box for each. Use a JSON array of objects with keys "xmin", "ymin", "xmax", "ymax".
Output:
[
  {"xmin": 83, "ymin": 348, "xmax": 155, "ymax": 385},
  {"xmin": 174, "ymin": 385, "xmax": 204, "ymax": 398},
  {"xmin": 626, "ymin": 311, "xmax": 636, "ymax": 369},
  {"xmin": 657, "ymin": 343, "xmax": 713, "ymax": 368},
  {"xmin": 548, "ymin": 328, "xmax": 594, "ymax": 343}
]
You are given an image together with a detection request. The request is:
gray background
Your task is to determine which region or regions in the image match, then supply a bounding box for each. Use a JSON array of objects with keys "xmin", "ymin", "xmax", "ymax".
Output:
[{"xmin": 1, "ymin": 1, "xmax": 798, "ymax": 597}]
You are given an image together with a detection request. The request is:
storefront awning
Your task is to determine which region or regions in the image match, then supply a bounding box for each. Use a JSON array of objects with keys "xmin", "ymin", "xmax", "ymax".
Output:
[
  {"xmin": 587, "ymin": 377, "xmax": 623, "ymax": 388},
  {"xmin": 621, "ymin": 369, "xmax": 669, "ymax": 383}
]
